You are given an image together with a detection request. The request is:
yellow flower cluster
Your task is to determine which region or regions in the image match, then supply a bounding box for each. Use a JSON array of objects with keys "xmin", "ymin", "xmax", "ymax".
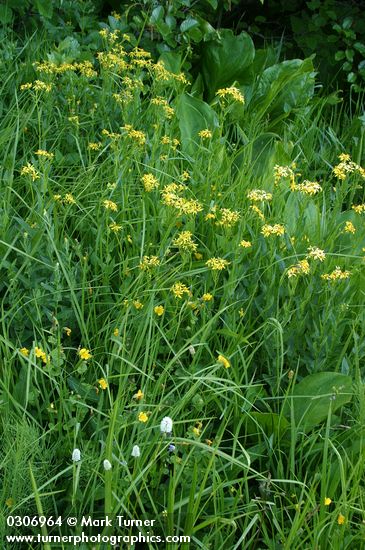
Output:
[
  {"xmin": 152, "ymin": 61, "xmax": 188, "ymax": 84},
  {"xmin": 34, "ymin": 60, "xmax": 97, "ymax": 78},
  {"xmin": 20, "ymin": 163, "xmax": 40, "ymax": 181},
  {"xmin": 139, "ymin": 255, "xmax": 160, "ymax": 271},
  {"xmin": 88, "ymin": 142, "xmax": 102, "ymax": 151},
  {"xmin": 333, "ymin": 154, "xmax": 365, "ymax": 180},
  {"xmin": 151, "ymin": 97, "xmax": 175, "ymax": 119},
  {"xmin": 239, "ymin": 240, "xmax": 252, "ymax": 248},
  {"xmin": 293, "ymin": 180, "xmax": 322, "ymax": 196},
  {"xmin": 35, "ymin": 346, "xmax": 49, "ymax": 364},
  {"xmin": 103, "ymin": 199, "xmax": 118, "ymax": 212},
  {"xmin": 344, "ymin": 221, "xmax": 356, "ymax": 234},
  {"xmin": 109, "ymin": 222, "xmax": 122, "ymax": 233},
  {"xmin": 274, "ymin": 164, "xmax": 295, "ymax": 186},
  {"xmin": 35, "ymin": 149, "xmax": 54, "ymax": 160},
  {"xmin": 121, "ymin": 124, "xmax": 146, "ymax": 146},
  {"xmin": 198, "ymin": 129, "xmax": 212, "ymax": 139},
  {"xmin": 250, "ymin": 205, "xmax": 265, "ymax": 220},
  {"xmin": 206, "ymin": 257, "xmax": 230, "ymax": 271},
  {"xmin": 287, "ymin": 259, "xmax": 310, "ymax": 278},
  {"xmin": 102, "ymin": 128, "xmax": 121, "ymax": 140},
  {"xmin": 202, "ymin": 293, "xmax": 213, "ymax": 302},
  {"xmin": 261, "ymin": 224, "xmax": 285, "ymax": 237},
  {"xmin": 20, "ymin": 80, "xmax": 53, "ymax": 92},
  {"xmin": 170, "ymin": 282, "xmax": 191, "ymax": 299},
  {"xmin": 321, "ymin": 267, "xmax": 351, "ymax": 281},
  {"xmin": 161, "ymin": 184, "xmax": 203, "ymax": 216},
  {"xmin": 352, "ymin": 204, "xmax": 365, "ymax": 214},
  {"xmin": 216, "ymin": 86, "xmax": 245, "ymax": 104},
  {"xmin": 247, "ymin": 189, "xmax": 273, "ymax": 202},
  {"xmin": 54, "ymin": 193, "xmax": 76, "ymax": 205},
  {"xmin": 306, "ymin": 246, "xmax": 326, "ymax": 261},
  {"xmin": 141, "ymin": 173, "xmax": 159, "ymax": 192},
  {"xmin": 172, "ymin": 231, "xmax": 198, "ymax": 253},
  {"xmin": 133, "ymin": 300, "xmax": 144, "ymax": 310},
  {"xmin": 216, "ymin": 208, "xmax": 240, "ymax": 228}
]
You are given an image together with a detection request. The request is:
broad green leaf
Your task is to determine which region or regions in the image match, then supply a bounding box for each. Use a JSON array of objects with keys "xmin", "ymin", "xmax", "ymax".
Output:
[
  {"xmin": 201, "ymin": 29, "xmax": 255, "ymax": 100},
  {"xmin": 283, "ymin": 372, "xmax": 352, "ymax": 430},
  {"xmin": 245, "ymin": 412, "xmax": 289, "ymax": 437},
  {"xmin": 250, "ymin": 58, "xmax": 315, "ymax": 121},
  {"xmin": 176, "ymin": 92, "xmax": 219, "ymax": 154}
]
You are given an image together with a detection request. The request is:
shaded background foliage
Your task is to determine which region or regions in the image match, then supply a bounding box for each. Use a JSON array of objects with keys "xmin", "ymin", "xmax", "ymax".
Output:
[{"xmin": 2, "ymin": 0, "xmax": 365, "ymax": 94}]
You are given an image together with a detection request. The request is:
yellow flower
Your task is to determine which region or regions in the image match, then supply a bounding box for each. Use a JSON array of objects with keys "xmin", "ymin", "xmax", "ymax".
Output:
[
  {"xmin": 5, "ymin": 498, "xmax": 14, "ymax": 508},
  {"xmin": 192, "ymin": 426, "xmax": 201, "ymax": 436},
  {"xmin": 79, "ymin": 348, "xmax": 92, "ymax": 360},
  {"xmin": 141, "ymin": 173, "xmax": 159, "ymax": 192},
  {"xmin": 139, "ymin": 256, "xmax": 160, "ymax": 271},
  {"xmin": 324, "ymin": 497, "xmax": 332, "ymax": 506},
  {"xmin": 307, "ymin": 246, "xmax": 326, "ymax": 261},
  {"xmin": 35, "ymin": 149, "xmax": 54, "ymax": 160},
  {"xmin": 216, "ymin": 86, "xmax": 244, "ymax": 104},
  {"xmin": 217, "ymin": 354, "xmax": 230, "ymax": 369},
  {"xmin": 20, "ymin": 163, "xmax": 40, "ymax": 181},
  {"xmin": 202, "ymin": 293, "xmax": 213, "ymax": 302},
  {"xmin": 216, "ymin": 208, "xmax": 240, "ymax": 228},
  {"xmin": 64, "ymin": 327, "xmax": 72, "ymax": 337},
  {"xmin": 337, "ymin": 514, "xmax": 345, "ymax": 525},
  {"xmin": 35, "ymin": 346, "xmax": 48, "ymax": 364},
  {"xmin": 113, "ymin": 328, "xmax": 119, "ymax": 336},
  {"xmin": 98, "ymin": 378, "xmax": 108, "ymax": 390},
  {"xmin": 19, "ymin": 347, "xmax": 29, "ymax": 357},
  {"xmin": 170, "ymin": 282, "xmax": 191, "ymax": 299},
  {"xmin": 198, "ymin": 129, "xmax": 212, "ymax": 139},
  {"xmin": 321, "ymin": 266, "xmax": 350, "ymax": 281},
  {"xmin": 344, "ymin": 221, "xmax": 356, "ymax": 234},
  {"xmin": 352, "ymin": 203, "xmax": 365, "ymax": 214},
  {"xmin": 172, "ymin": 231, "xmax": 198, "ymax": 253},
  {"xmin": 261, "ymin": 224, "xmax": 285, "ymax": 237},
  {"xmin": 295, "ymin": 180, "xmax": 322, "ymax": 195},
  {"xmin": 206, "ymin": 257, "xmax": 230, "ymax": 271},
  {"xmin": 154, "ymin": 305, "xmax": 165, "ymax": 316},
  {"xmin": 239, "ymin": 240, "xmax": 252, "ymax": 249},
  {"xmin": 247, "ymin": 189, "xmax": 272, "ymax": 202},
  {"xmin": 138, "ymin": 411, "xmax": 148, "ymax": 423},
  {"xmin": 134, "ymin": 389, "xmax": 144, "ymax": 400},
  {"xmin": 194, "ymin": 252, "xmax": 203, "ymax": 260},
  {"xmin": 133, "ymin": 300, "xmax": 144, "ymax": 310},
  {"xmin": 103, "ymin": 199, "xmax": 118, "ymax": 212},
  {"xmin": 109, "ymin": 222, "xmax": 122, "ymax": 233},
  {"xmin": 287, "ymin": 260, "xmax": 310, "ymax": 278}
]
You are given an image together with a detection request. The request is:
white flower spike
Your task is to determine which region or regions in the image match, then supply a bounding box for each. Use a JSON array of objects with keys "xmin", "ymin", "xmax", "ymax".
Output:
[
  {"xmin": 72, "ymin": 448, "xmax": 81, "ymax": 462},
  {"xmin": 103, "ymin": 459, "xmax": 112, "ymax": 471},
  {"xmin": 160, "ymin": 416, "xmax": 173, "ymax": 434},
  {"xmin": 131, "ymin": 445, "xmax": 141, "ymax": 458}
]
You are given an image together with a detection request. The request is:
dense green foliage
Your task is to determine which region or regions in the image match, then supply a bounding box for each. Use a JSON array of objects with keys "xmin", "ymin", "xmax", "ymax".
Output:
[{"xmin": 1, "ymin": 4, "xmax": 365, "ymax": 549}]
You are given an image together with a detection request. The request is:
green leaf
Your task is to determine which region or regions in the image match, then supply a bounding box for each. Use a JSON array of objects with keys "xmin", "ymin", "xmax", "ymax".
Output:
[
  {"xmin": 245, "ymin": 412, "xmax": 289, "ymax": 437},
  {"xmin": 283, "ymin": 372, "xmax": 352, "ymax": 430},
  {"xmin": 354, "ymin": 42, "xmax": 365, "ymax": 56},
  {"xmin": 335, "ymin": 50, "xmax": 345, "ymax": 61},
  {"xmin": 251, "ymin": 58, "xmax": 315, "ymax": 121},
  {"xmin": 342, "ymin": 16, "xmax": 353, "ymax": 30},
  {"xmin": 176, "ymin": 92, "xmax": 219, "ymax": 154},
  {"xmin": 35, "ymin": 0, "xmax": 53, "ymax": 19},
  {"xmin": 201, "ymin": 29, "xmax": 255, "ymax": 100}
]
